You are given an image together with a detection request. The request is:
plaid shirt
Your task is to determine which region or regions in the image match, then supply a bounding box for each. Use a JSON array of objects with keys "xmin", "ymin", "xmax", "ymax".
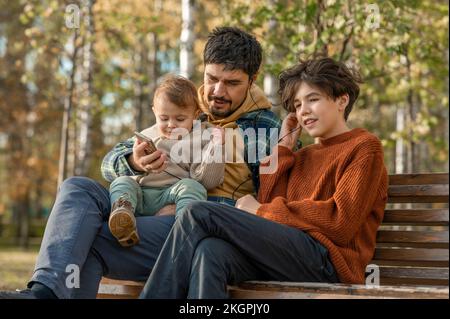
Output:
[{"xmin": 101, "ymin": 109, "xmax": 282, "ymax": 194}]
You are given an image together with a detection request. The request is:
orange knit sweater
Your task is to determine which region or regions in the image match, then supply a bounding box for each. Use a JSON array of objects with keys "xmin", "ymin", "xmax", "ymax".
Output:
[{"xmin": 257, "ymin": 128, "xmax": 388, "ymax": 284}]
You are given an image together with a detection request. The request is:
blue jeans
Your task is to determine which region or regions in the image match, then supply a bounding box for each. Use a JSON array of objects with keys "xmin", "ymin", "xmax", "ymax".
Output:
[
  {"xmin": 28, "ymin": 177, "xmax": 238, "ymax": 299},
  {"xmin": 109, "ymin": 176, "xmax": 207, "ymax": 217},
  {"xmin": 28, "ymin": 177, "xmax": 176, "ymax": 299},
  {"xmin": 140, "ymin": 201, "xmax": 339, "ymax": 299}
]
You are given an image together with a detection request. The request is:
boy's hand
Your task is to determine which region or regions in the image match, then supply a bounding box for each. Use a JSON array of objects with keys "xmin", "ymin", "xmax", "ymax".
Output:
[
  {"xmin": 155, "ymin": 204, "xmax": 176, "ymax": 216},
  {"xmin": 278, "ymin": 112, "xmax": 302, "ymax": 150},
  {"xmin": 211, "ymin": 126, "xmax": 225, "ymax": 145},
  {"xmin": 235, "ymin": 195, "xmax": 261, "ymax": 215},
  {"xmin": 129, "ymin": 139, "xmax": 168, "ymax": 173}
]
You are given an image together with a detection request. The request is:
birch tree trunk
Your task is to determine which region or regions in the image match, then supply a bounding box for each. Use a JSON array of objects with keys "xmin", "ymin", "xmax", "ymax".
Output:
[
  {"xmin": 395, "ymin": 107, "xmax": 406, "ymax": 174},
  {"xmin": 180, "ymin": 0, "xmax": 195, "ymax": 79},
  {"xmin": 76, "ymin": 0, "xmax": 95, "ymax": 176}
]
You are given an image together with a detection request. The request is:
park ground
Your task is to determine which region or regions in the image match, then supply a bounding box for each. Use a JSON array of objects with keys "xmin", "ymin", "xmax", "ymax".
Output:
[{"xmin": 0, "ymin": 245, "xmax": 39, "ymax": 290}]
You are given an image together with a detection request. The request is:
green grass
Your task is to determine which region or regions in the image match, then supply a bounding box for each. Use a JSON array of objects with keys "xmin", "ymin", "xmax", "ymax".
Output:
[{"xmin": 0, "ymin": 246, "xmax": 39, "ymax": 290}]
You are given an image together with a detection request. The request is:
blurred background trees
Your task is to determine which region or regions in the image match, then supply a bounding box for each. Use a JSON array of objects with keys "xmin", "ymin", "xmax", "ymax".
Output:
[{"xmin": 0, "ymin": 0, "xmax": 448, "ymax": 247}]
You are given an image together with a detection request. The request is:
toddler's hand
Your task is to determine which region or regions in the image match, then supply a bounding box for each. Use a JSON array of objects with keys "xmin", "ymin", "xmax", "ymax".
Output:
[{"xmin": 211, "ymin": 127, "xmax": 225, "ymax": 145}]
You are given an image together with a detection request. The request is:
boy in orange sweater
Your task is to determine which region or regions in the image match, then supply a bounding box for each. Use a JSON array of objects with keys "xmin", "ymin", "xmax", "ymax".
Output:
[{"xmin": 139, "ymin": 57, "xmax": 388, "ymax": 298}]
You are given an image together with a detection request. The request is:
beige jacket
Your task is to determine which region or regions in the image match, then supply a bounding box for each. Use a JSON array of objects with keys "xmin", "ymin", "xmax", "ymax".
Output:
[
  {"xmin": 197, "ymin": 84, "xmax": 272, "ymax": 199},
  {"xmin": 133, "ymin": 121, "xmax": 225, "ymax": 190}
]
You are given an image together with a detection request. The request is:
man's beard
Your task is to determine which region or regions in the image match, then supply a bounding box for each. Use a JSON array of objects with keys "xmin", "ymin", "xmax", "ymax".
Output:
[
  {"xmin": 208, "ymin": 95, "xmax": 233, "ymax": 118},
  {"xmin": 210, "ymin": 107, "xmax": 233, "ymax": 118}
]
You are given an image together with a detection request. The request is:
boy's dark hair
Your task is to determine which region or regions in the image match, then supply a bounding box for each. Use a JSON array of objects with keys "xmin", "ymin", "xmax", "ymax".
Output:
[
  {"xmin": 204, "ymin": 27, "xmax": 262, "ymax": 79},
  {"xmin": 154, "ymin": 75, "xmax": 200, "ymax": 110},
  {"xmin": 279, "ymin": 57, "xmax": 363, "ymax": 121}
]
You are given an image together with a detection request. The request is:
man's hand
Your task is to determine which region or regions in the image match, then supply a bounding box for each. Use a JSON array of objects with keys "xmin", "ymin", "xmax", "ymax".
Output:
[
  {"xmin": 128, "ymin": 139, "xmax": 168, "ymax": 173},
  {"xmin": 235, "ymin": 194, "xmax": 261, "ymax": 215},
  {"xmin": 278, "ymin": 112, "xmax": 302, "ymax": 150},
  {"xmin": 155, "ymin": 204, "xmax": 176, "ymax": 216}
]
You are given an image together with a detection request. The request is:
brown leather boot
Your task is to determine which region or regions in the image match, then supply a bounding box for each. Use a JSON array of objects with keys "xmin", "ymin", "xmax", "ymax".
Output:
[{"xmin": 108, "ymin": 196, "xmax": 140, "ymax": 247}]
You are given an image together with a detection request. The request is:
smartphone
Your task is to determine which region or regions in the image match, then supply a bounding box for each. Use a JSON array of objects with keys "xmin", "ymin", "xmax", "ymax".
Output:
[{"xmin": 134, "ymin": 131, "xmax": 157, "ymax": 155}]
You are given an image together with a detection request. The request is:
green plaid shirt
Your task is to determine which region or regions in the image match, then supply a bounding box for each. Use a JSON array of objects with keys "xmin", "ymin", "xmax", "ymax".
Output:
[{"xmin": 101, "ymin": 109, "xmax": 282, "ymax": 194}]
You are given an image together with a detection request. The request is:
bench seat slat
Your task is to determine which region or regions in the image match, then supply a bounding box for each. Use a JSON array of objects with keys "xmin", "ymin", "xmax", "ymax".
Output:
[
  {"xmin": 229, "ymin": 289, "xmax": 391, "ymax": 299},
  {"xmin": 97, "ymin": 284, "xmax": 142, "ymax": 299},
  {"xmin": 230, "ymin": 281, "xmax": 449, "ymax": 299}
]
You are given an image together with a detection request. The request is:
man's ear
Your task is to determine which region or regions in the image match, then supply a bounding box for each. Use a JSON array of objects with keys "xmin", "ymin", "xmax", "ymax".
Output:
[{"xmin": 249, "ymin": 74, "xmax": 257, "ymax": 86}]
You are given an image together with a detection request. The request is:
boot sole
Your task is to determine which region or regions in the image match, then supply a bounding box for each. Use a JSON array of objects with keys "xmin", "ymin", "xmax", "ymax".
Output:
[{"xmin": 108, "ymin": 209, "xmax": 140, "ymax": 247}]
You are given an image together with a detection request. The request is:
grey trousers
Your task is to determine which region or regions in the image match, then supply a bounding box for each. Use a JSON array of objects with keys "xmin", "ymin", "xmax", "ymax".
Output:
[
  {"xmin": 140, "ymin": 201, "xmax": 339, "ymax": 299},
  {"xmin": 28, "ymin": 176, "xmax": 175, "ymax": 299}
]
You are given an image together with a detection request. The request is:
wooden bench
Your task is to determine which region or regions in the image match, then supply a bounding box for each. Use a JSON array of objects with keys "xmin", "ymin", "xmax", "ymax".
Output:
[{"xmin": 97, "ymin": 173, "xmax": 449, "ymax": 299}]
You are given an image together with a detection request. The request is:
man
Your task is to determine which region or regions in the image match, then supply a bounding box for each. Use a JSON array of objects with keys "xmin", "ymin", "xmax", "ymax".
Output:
[
  {"xmin": 0, "ymin": 27, "xmax": 280, "ymax": 299},
  {"xmin": 102, "ymin": 27, "xmax": 280, "ymax": 205}
]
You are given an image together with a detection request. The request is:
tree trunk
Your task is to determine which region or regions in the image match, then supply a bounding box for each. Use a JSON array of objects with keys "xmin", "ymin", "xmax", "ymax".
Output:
[
  {"xmin": 58, "ymin": 30, "xmax": 79, "ymax": 188},
  {"xmin": 134, "ymin": 10, "xmax": 159, "ymax": 131},
  {"xmin": 313, "ymin": 0, "xmax": 328, "ymax": 56},
  {"xmin": 395, "ymin": 107, "xmax": 406, "ymax": 174},
  {"xmin": 133, "ymin": 39, "xmax": 146, "ymax": 132},
  {"xmin": 264, "ymin": 0, "xmax": 281, "ymax": 117},
  {"xmin": 67, "ymin": 105, "xmax": 77, "ymax": 178},
  {"xmin": 16, "ymin": 200, "xmax": 30, "ymax": 249},
  {"xmin": 8, "ymin": 131, "xmax": 32, "ymax": 249},
  {"xmin": 1, "ymin": 4, "xmax": 34, "ymax": 248},
  {"xmin": 133, "ymin": 34, "xmax": 157, "ymax": 131},
  {"xmin": 404, "ymin": 47, "xmax": 419, "ymax": 173},
  {"xmin": 144, "ymin": 0, "xmax": 161, "ymax": 129},
  {"xmin": 406, "ymin": 92, "xmax": 419, "ymax": 173},
  {"xmin": 180, "ymin": 0, "xmax": 195, "ymax": 79},
  {"xmin": 146, "ymin": 31, "xmax": 158, "ymax": 128},
  {"xmin": 445, "ymin": 49, "xmax": 449, "ymax": 171},
  {"xmin": 76, "ymin": 0, "xmax": 95, "ymax": 176},
  {"xmin": 264, "ymin": 73, "xmax": 280, "ymax": 114},
  {"xmin": 34, "ymin": 176, "xmax": 45, "ymax": 219}
]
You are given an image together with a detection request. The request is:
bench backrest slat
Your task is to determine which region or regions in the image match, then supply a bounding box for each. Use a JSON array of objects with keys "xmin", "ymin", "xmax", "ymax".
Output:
[
  {"xmin": 388, "ymin": 173, "xmax": 449, "ymax": 185},
  {"xmin": 376, "ymin": 230, "xmax": 448, "ymax": 248},
  {"xmin": 387, "ymin": 185, "xmax": 449, "ymax": 203},
  {"xmin": 382, "ymin": 209, "xmax": 448, "ymax": 226}
]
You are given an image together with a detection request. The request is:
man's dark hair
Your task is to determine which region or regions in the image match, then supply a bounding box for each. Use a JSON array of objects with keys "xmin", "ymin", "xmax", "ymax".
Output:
[
  {"xmin": 204, "ymin": 27, "xmax": 262, "ymax": 79},
  {"xmin": 279, "ymin": 57, "xmax": 363, "ymax": 121}
]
